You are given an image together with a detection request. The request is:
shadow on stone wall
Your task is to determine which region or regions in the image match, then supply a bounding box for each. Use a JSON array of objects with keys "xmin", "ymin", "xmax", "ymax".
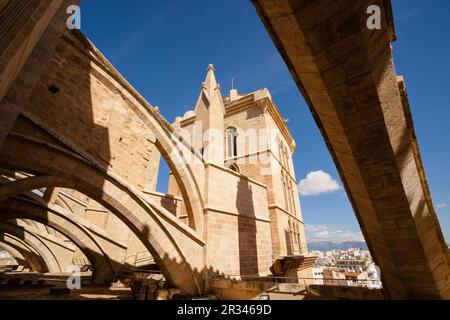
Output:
[{"xmin": 236, "ymin": 177, "xmax": 258, "ymax": 279}]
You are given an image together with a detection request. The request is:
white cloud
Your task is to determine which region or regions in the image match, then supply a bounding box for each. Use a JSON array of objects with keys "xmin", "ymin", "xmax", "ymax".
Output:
[
  {"xmin": 305, "ymin": 224, "xmax": 364, "ymax": 243},
  {"xmin": 436, "ymin": 203, "xmax": 447, "ymax": 209},
  {"xmin": 298, "ymin": 170, "xmax": 341, "ymax": 196}
]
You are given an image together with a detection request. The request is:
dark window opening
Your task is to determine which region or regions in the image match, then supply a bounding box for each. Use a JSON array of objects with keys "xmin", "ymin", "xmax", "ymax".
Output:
[
  {"xmin": 226, "ymin": 127, "xmax": 238, "ymax": 158},
  {"xmin": 229, "ymin": 163, "xmax": 240, "ymax": 173},
  {"xmin": 48, "ymin": 85, "xmax": 60, "ymax": 94}
]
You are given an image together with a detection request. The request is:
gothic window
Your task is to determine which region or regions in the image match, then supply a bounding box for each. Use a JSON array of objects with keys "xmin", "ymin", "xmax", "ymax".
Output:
[
  {"xmin": 286, "ymin": 219, "xmax": 294, "ymax": 255},
  {"xmin": 292, "ymin": 222, "xmax": 297, "ymax": 246},
  {"xmin": 289, "ymin": 180, "xmax": 296, "ymax": 214},
  {"xmin": 295, "ymin": 223, "xmax": 302, "ymax": 253},
  {"xmin": 228, "ymin": 163, "xmax": 240, "ymax": 173},
  {"xmin": 278, "ymin": 137, "xmax": 296, "ymax": 214},
  {"xmin": 279, "ymin": 139, "xmax": 291, "ymax": 171},
  {"xmin": 284, "ymin": 145, "xmax": 291, "ymax": 172},
  {"xmin": 287, "ymin": 179, "xmax": 293, "ymax": 213},
  {"xmin": 282, "ymin": 172, "xmax": 289, "ymax": 211},
  {"xmin": 279, "ymin": 141, "xmax": 286, "ymax": 167},
  {"xmin": 226, "ymin": 127, "xmax": 238, "ymax": 158}
]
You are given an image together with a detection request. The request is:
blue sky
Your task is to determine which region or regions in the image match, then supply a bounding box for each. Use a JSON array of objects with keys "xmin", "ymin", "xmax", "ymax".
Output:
[{"xmin": 80, "ymin": 0, "xmax": 450, "ymax": 243}]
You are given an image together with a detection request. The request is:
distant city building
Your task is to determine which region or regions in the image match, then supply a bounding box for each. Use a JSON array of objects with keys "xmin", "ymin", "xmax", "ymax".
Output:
[
  {"xmin": 311, "ymin": 248, "xmax": 382, "ymax": 289},
  {"xmin": 336, "ymin": 259, "xmax": 368, "ymax": 273},
  {"xmin": 0, "ymin": 250, "xmax": 16, "ymax": 267}
]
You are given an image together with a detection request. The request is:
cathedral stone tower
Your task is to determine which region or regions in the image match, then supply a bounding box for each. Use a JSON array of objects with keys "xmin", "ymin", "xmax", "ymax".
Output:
[{"xmin": 172, "ymin": 65, "xmax": 314, "ymax": 280}]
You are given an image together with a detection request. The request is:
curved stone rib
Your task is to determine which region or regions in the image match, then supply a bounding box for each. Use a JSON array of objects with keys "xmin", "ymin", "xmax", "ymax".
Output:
[{"xmin": 0, "ymin": 133, "xmax": 205, "ymax": 294}]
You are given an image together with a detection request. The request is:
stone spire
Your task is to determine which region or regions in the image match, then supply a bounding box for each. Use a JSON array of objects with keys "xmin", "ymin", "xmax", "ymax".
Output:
[
  {"xmin": 195, "ymin": 64, "xmax": 224, "ymax": 112},
  {"xmin": 193, "ymin": 64, "xmax": 225, "ymax": 164},
  {"xmin": 203, "ymin": 64, "xmax": 219, "ymax": 99}
]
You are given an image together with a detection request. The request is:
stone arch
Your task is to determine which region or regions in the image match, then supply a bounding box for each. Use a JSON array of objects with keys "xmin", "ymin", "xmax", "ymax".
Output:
[
  {"xmin": 228, "ymin": 163, "xmax": 240, "ymax": 174},
  {"xmin": 37, "ymin": 30, "xmax": 205, "ymax": 233},
  {"xmin": 0, "ymin": 242, "xmax": 27, "ymax": 268},
  {"xmin": 0, "ymin": 240, "xmax": 47, "ymax": 272},
  {"xmin": 0, "ymin": 134, "xmax": 204, "ymax": 294},
  {"xmin": 0, "ymin": 222, "xmax": 61, "ymax": 273},
  {"xmin": 0, "ymin": 197, "xmax": 116, "ymax": 284},
  {"xmin": 0, "ymin": 27, "xmax": 211, "ymax": 293}
]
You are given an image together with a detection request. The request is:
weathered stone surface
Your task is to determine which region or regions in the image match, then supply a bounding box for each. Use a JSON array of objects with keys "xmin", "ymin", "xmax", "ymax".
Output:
[{"xmin": 253, "ymin": 0, "xmax": 450, "ymax": 299}]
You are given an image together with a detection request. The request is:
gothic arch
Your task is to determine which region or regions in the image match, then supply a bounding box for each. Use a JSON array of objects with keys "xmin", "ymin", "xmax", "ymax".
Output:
[
  {"xmin": 0, "ymin": 222, "xmax": 61, "ymax": 273},
  {"xmin": 0, "ymin": 196, "xmax": 117, "ymax": 284},
  {"xmin": 228, "ymin": 163, "xmax": 240, "ymax": 173},
  {"xmin": 0, "ymin": 242, "xmax": 27, "ymax": 268},
  {"xmin": 63, "ymin": 31, "xmax": 205, "ymax": 233},
  {"xmin": 0, "ymin": 133, "xmax": 204, "ymax": 294},
  {"xmin": 0, "ymin": 240, "xmax": 45, "ymax": 272}
]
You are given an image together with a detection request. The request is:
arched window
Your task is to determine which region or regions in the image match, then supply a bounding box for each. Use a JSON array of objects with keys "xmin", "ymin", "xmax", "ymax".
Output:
[
  {"xmin": 289, "ymin": 179, "xmax": 296, "ymax": 214},
  {"xmin": 284, "ymin": 145, "xmax": 290, "ymax": 171},
  {"xmin": 288, "ymin": 219, "xmax": 294, "ymax": 255},
  {"xmin": 228, "ymin": 163, "xmax": 240, "ymax": 173},
  {"xmin": 282, "ymin": 172, "xmax": 289, "ymax": 211},
  {"xmin": 294, "ymin": 223, "xmax": 298, "ymax": 246},
  {"xmin": 226, "ymin": 127, "xmax": 238, "ymax": 158},
  {"xmin": 279, "ymin": 139, "xmax": 290, "ymax": 170},
  {"xmin": 276, "ymin": 134, "xmax": 282, "ymax": 158},
  {"xmin": 287, "ymin": 181, "xmax": 293, "ymax": 213},
  {"xmin": 279, "ymin": 140, "xmax": 285, "ymax": 167}
]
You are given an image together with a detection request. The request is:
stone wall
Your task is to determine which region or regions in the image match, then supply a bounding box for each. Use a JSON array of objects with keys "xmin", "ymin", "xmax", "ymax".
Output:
[
  {"xmin": 204, "ymin": 164, "xmax": 272, "ymax": 277},
  {"xmin": 22, "ymin": 31, "xmax": 161, "ymax": 191},
  {"xmin": 223, "ymin": 94, "xmax": 308, "ymax": 259},
  {"xmin": 252, "ymin": 0, "xmax": 450, "ymax": 299}
]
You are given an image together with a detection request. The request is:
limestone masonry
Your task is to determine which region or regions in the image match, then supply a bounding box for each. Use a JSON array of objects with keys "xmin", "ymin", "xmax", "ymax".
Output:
[{"xmin": 0, "ymin": 0, "xmax": 448, "ymax": 300}]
